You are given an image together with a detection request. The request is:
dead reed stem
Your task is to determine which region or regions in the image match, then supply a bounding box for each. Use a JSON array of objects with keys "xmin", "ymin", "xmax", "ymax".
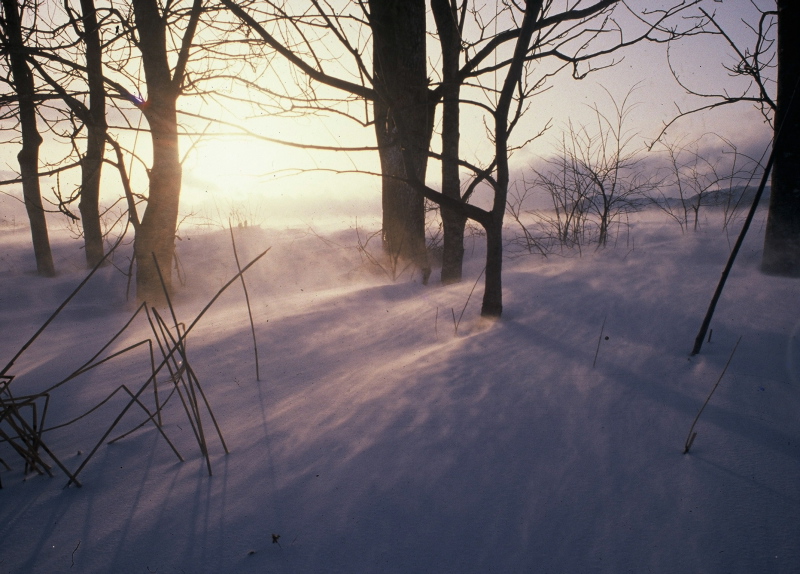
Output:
[
  {"xmin": 229, "ymin": 223, "xmax": 261, "ymax": 381},
  {"xmin": 684, "ymin": 336, "xmax": 742, "ymax": 454}
]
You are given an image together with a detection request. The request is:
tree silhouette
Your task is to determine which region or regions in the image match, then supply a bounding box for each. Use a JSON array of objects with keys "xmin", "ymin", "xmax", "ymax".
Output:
[
  {"xmin": 369, "ymin": 0, "xmax": 433, "ymax": 282},
  {"xmin": 762, "ymin": 0, "xmax": 800, "ymax": 276},
  {"xmin": 129, "ymin": 0, "xmax": 202, "ymax": 302},
  {"xmin": 0, "ymin": 0, "xmax": 56, "ymax": 276}
]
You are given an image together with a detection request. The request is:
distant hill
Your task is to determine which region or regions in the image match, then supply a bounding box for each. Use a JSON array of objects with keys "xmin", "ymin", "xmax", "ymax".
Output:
[{"xmin": 652, "ymin": 184, "xmax": 771, "ymax": 210}]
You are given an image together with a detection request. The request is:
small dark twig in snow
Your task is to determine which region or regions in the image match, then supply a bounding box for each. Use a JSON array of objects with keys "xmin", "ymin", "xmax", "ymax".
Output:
[
  {"xmin": 593, "ymin": 314, "xmax": 607, "ymax": 368},
  {"xmin": 71, "ymin": 540, "xmax": 80, "ymax": 567}
]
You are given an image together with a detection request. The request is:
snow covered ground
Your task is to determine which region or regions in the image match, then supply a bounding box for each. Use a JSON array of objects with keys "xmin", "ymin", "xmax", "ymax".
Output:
[{"xmin": 1, "ymin": 209, "xmax": 799, "ymax": 573}]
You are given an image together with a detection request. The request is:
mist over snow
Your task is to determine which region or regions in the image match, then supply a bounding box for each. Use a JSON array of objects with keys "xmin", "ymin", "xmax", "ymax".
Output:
[{"xmin": 1, "ymin": 208, "xmax": 799, "ymax": 573}]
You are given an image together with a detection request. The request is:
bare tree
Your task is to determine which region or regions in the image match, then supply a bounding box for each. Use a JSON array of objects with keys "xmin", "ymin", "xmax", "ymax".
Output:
[
  {"xmin": 660, "ymin": 3, "xmax": 776, "ymax": 131},
  {"xmin": 650, "ymin": 134, "xmax": 756, "ymax": 233},
  {"xmin": 129, "ymin": 0, "xmax": 203, "ymax": 301},
  {"xmin": 0, "ymin": 0, "xmax": 702, "ymax": 316},
  {"xmin": 28, "ymin": 0, "xmax": 110, "ymax": 267},
  {"xmin": 464, "ymin": 1, "xmax": 541, "ymax": 316},
  {"xmin": 396, "ymin": 0, "xmax": 578, "ymax": 315},
  {"xmin": 0, "ymin": 0, "xmax": 56, "ymax": 276},
  {"xmin": 535, "ymin": 90, "xmax": 655, "ymax": 247},
  {"xmin": 658, "ymin": 2, "xmax": 799, "ymax": 275},
  {"xmin": 431, "ymin": 0, "xmax": 465, "ymax": 284},
  {"xmin": 220, "ymin": 0, "xmax": 701, "ymax": 295},
  {"xmin": 511, "ymin": 87, "xmax": 663, "ymax": 252},
  {"xmin": 369, "ymin": 0, "xmax": 433, "ymax": 282},
  {"xmin": 419, "ymin": 1, "xmax": 701, "ymax": 314},
  {"xmin": 1, "ymin": 0, "xmax": 196, "ymax": 288},
  {"xmin": 518, "ymin": 141, "xmax": 594, "ymax": 252},
  {"xmin": 75, "ymin": 0, "xmax": 108, "ymax": 268},
  {"xmin": 217, "ymin": 0, "xmax": 438, "ymax": 280}
]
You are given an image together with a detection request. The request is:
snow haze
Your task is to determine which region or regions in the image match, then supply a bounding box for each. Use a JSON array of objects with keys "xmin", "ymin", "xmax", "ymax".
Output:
[{"xmin": 1, "ymin": 208, "xmax": 799, "ymax": 573}]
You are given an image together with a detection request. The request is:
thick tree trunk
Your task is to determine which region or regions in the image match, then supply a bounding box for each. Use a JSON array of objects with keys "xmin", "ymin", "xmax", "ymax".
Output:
[
  {"xmin": 440, "ymin": 192, "xmax": 466, "ymax": 285},
  {"xmin": 135, "ymin": 139, "xmax": 181, "ymax": 301},
  {"xmin": 78, "ymin": 0, "xmax": 107, "ymax": 268},
  {"xmin": 375, "ymin": 128, "xmax": 428, "ymax": 271},
  {"xmin": 369, "ymin": 0, "xmax": 432, "ymax": 281},
  {"xmin": 132, "ymin": 0, "xmax": 182, "ymax": 302},
  {"xmin": 762, "ymin": 0, "xmax": 800, "ymax": 276},
  {"xmin": 1, "ymin": 0, "xmax": 56, "ymax": 277},
  {"xmin": 432, "ymin": 0, "xmax": 466, "ymax": 285},
  {"xmin": 482, "ymin": 216, "xmax": 504, "ymax": 317}
]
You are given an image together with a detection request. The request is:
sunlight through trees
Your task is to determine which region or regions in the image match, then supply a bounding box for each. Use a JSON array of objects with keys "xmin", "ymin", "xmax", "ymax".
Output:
[{"xmin": 0, "ymin": 0, "xmax": 793, "ymax": 311}]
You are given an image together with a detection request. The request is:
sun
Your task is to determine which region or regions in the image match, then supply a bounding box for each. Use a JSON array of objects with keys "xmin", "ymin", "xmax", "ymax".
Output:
[{"xmin": 178, "ymin": 115, "xmax": 382, "ymax": 228}]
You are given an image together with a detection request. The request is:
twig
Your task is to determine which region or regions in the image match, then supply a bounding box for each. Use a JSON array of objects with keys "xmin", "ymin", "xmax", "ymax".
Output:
[
  {"xmin": 0, "ymin": 227, "xmax": 128, "ymax": 382},
  {"xmin": 455, "ymin": 267, "xmax": 486, "ymax": 334},
  {"xmin": 684, "ymin": 336, "xmax": 742, "ymax": 454},
  {"xmin": 229, "ymin": 223, "xmax": 260, "ymax": 381},
  {"xmin": 151, "ymin": 258, "xmax": 213, "ymax": 477},
  {"xmin": 592, "ymin": 314, "xmax": 607, "ymax": 368},
  {"xmin": 66, "ymin": 248, "xmax": 271, "ymax": 486}
]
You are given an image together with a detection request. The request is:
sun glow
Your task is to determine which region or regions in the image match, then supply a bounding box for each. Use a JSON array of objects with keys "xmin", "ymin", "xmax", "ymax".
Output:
[{"xmin": 178, "ymin": 110, "xmax": 383, "ymax": 228}]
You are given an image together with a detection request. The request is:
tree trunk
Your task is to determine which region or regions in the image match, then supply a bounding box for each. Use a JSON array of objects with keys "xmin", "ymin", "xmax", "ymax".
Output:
[
  {"xmin": 369, "ymin": 0, "xmax": 432, "ymax": 282},
  {"xmin": 78, "ymin": 0, "xmax": 107, "ymax": 268},
  {"xmin": 598, "ymin": 202, "xmax": 609, "ymax": 246},
  {"xmin": 1, "ymin": 0, "xmax": 56, "ymax": 277},
  {"xmin": 481, "ymin": 216, "xmax": 504, "ymax": 317},
  {"xmin": 432, "ymin": 0, "xmax": 466, "ymax": 285},
  {"xmin": 481, "ymin": 0, "xmax": 543, "ymax": 317},
  {"xmin": 762, "ymin": 0, "xmax": 800, "ymax": 276},
  {"xmin": 132, "ymin": 0, "xmax": 182, "ymax": 302}
]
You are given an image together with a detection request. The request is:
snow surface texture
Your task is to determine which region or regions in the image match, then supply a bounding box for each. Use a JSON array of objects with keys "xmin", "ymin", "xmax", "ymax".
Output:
[{"xmin": 1, "ymin": 212, "xmax": 799, "ymax": 573}]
